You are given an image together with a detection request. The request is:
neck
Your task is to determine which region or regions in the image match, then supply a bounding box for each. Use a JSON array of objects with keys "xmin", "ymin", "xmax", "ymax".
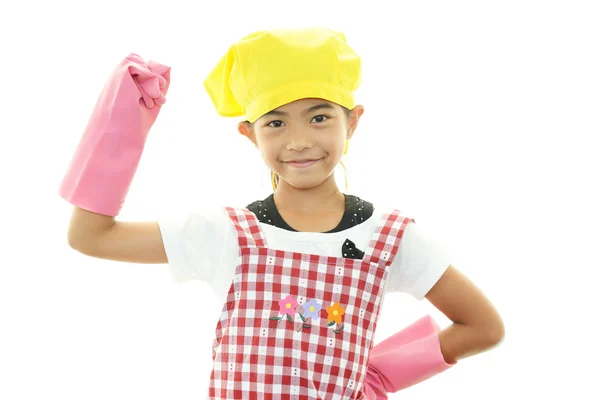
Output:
[{"xmin": 273, "ymin": 175, "xmax": 345, "ymax": 215}]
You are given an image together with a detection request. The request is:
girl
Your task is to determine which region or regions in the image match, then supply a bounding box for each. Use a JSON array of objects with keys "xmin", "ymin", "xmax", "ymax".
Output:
[{"xmin": 60, "ymin": 27, "xmax": 504, "ymax": 399}]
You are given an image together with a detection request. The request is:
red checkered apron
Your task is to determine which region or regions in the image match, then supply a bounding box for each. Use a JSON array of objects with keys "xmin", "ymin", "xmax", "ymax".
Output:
[{"xmin": 207, "ymin": 207, "xmax": 414, "ymax": 399}]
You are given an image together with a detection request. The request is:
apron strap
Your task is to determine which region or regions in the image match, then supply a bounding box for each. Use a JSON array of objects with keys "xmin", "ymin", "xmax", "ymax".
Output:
[
  {"xmin": 225, "ymin": 206, "xmax": 268, "ymax": 249},
  {"xmin": 362, "ymin": 208, "xmax": 415, "ymax": 268}
]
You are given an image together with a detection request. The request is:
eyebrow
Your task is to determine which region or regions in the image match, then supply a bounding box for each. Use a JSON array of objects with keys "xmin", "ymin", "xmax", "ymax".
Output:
[{"xmin": 263, "ymin": 103, "xmax": 336, "ymax": 118}]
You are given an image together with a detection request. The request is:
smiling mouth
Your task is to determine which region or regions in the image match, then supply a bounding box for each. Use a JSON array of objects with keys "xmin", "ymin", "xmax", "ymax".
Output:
[
  {"xmin": 285, "ymin": 158, "xmax": 322, "ymax": 168},
  {"xmin": 287, "ymin": 159, "xmax": 319, "ymax": 163}
]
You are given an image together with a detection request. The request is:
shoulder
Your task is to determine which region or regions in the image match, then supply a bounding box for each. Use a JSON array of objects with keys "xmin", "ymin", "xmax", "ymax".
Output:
[
  {"xmin": 245, "ymin": 198, "xmax": 267, "ymax": 213},
  {"xmin": 343, "ymin": 193, "xmax": 375, "ymax": 226},
  {"xmin": 364, "ymin": 196, "xmax": 413, "ymax": 226},
  {"xmin": 245, "ymin": 195, "xmax": 272, "ymax": 219},
  {"xmin": 157, "ymin": 206, "xmax": 236, "ymax": 284},
  {"xmin": 158, "ymin": 206, "xmax": 233, "ymax": 242},
  {"xmin": 345, "ymin": 194, "xmax": 374, "ymax": 212}
]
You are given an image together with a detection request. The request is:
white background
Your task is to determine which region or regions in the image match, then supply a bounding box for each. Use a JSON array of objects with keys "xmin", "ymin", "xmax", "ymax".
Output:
[{"xmin": 1, "ymin": 0, "xmax": 599, "ymax": 398}]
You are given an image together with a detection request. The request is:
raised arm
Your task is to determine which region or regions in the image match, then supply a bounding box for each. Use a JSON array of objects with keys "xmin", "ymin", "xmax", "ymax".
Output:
[{"xmin": 59, "ymin": 53, "xmax": 171, "ymax": 264}]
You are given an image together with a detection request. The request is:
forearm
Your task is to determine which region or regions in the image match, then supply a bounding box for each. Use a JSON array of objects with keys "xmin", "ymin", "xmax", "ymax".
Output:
[
  {"xmin": 437, "ymin": 322, "xmax": 503, "ymax": 364},
  {"xmin": 58, "ymin": 54, "xmax": 170, "ymax": 219}
]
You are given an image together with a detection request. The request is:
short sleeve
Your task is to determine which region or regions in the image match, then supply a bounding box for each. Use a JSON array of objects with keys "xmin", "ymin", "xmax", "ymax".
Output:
[
  {"xmin": 157, "ymin": 207, "xmax": 232, "ymax": 286},
  {"xmin": 386, "ymin": 220, "xmax": 452, "ymax": 300}
]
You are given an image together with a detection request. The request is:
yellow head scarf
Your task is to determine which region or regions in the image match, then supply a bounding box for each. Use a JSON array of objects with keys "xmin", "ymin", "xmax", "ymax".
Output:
[{"xmin": 204, "ymin": 26, "xmax": 362, "ymax": 123}]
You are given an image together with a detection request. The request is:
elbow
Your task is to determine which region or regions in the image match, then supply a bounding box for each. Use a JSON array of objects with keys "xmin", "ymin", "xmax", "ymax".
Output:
[
  {"xmin": 487, "ymin": 319, "xmax": 506, "ymax": 344},
  {"xmin": 68, "ymin": 238, "xmax": 87, "ymax": 256},
  {"xmin": 67, "ymin": 229, "xmax": 83, "ymax": 252},
  {"xmin": 67, "ymin": 232, "xmax": 78, "ymax": 251},
  {"xmin": 67, "ymin": 231, "xmax": 95, "ymax": 256}
]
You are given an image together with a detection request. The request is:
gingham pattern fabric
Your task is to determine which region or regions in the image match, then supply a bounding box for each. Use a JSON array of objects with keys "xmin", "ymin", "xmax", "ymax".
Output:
[{"xmin": 207, "ymin": 207, "xmax": 415, "ymax": 399}]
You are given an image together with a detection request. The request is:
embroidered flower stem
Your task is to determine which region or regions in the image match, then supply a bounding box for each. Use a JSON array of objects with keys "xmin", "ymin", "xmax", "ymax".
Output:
[
  {"xmin": 269, "ymin": 314, "xmax": 294, "ymax": 324},
  {"xmin": 296, "ymin": 312, "xmax": 312, "ymax": 332},
  {"xmin": 270, "ymin": 297, "xmax": 324, "ymax": 332},
  {"xmin": 333, "ymin": 322, "xmax": 345, "ymax": 334},
  {"xmin": 326, "ymin": 302, "xmax": 346, "ymax": 335}
]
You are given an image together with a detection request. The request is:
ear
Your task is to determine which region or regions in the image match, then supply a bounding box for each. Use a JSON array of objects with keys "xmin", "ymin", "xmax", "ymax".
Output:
[
  {"xmin": 346, "ymin": 105, "xmax": 365, "ymax": 140},
  {"xmin": 238, "ymin": 120, "xmax": 258, "ymax": 148}
]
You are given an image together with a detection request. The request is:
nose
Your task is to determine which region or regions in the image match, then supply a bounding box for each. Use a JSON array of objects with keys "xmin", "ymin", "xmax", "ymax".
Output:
[
  {"xmin": 286, "ymin": 128, "xmax": 314, "ymax": 152},
  {"xmin": 287, "ymin": 139, "xmax": 313, "ymax": 152}
]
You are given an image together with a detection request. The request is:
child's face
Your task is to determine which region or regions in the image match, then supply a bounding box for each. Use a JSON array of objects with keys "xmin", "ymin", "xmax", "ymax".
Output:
[{"xmin": 238, "ymin": 98, "xmax": 364, "ymax": 190}]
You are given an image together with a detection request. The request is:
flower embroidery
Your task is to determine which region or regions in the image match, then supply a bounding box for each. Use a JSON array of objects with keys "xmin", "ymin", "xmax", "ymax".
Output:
[
  {"xmin": 270, "ymin": 294, "xmax": 298, "ymax": 324},
  {"xmin": 302, "ymin": 298, "xmax": 322, "ymax": 319},
  {"xmin": 279, "ymin": 295, "xmax": 298, "ymax": 316},
  {"xmin": 296, "ymin": 298, "xmax": 322, "ymax": 332},
  {"xmin": 269, "ymin": 296, "xmax": 345, "ymax": 335},
  {"xmin": 269, "ymin": 295, "xmax": 323, "ymax": 331},
  {"xmin": 326, "ymin": 302, "xmax": 345, "ymax": 334}
]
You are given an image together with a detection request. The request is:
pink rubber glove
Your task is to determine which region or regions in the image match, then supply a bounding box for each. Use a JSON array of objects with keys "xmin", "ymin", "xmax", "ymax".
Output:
[
  {"xmin": 58, "ymin": 53, "xmax": 171, "ymax": 216},
  {"xmin": 362, "ymin": 315, "xmax": 456, "ymax": 399}
]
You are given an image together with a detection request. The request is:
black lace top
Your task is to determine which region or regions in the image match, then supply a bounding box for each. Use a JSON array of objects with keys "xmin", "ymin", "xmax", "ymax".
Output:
[{"xmin": 245, "ymin": 193, "xmax": 374, "ymax": 259}]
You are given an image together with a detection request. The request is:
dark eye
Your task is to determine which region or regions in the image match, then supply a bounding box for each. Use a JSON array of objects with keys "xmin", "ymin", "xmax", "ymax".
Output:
[
  {"xmin": 311, "ymin": 115, "xmax": 328, "ymax": 123},
  {"xmin": 267, "ymin": 120, "xmax": 285, "ymax": 128}
]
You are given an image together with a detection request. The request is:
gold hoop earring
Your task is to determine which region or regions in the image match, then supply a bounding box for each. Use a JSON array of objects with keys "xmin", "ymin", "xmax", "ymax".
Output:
[
  {"xmin": 341, "ymin": 140, "xmax": 349, "ymax": 191},
  {"xmin": 340, "ymin": 160, "xmax": 349, "ymax": 192},
  {"xmin": 271, "ymin": 170, "xmax": 278, "ymax": 192}
]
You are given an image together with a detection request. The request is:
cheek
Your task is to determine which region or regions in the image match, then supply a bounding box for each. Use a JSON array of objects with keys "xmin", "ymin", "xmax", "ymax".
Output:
[
  {"xmin": 322, "ymin": 133, "xmax": 346, "ymax": 155},
  {"xmin": 255, "ymin": 134, "xmax": 274, "ymax": 156},
  {"xmin": 258, "ymin": 143, "xmax": 280, "ymax": 166}
]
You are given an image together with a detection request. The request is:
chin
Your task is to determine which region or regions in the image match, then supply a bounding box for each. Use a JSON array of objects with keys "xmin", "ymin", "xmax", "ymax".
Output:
[{"xmin": 284, "ymin": 175, "xmax": 334, "ymax": 190}]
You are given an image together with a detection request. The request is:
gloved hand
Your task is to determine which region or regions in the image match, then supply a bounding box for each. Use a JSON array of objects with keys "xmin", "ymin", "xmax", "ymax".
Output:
[
  {"xmin": 362, "ymin": 315, "xmax": 456, "ymax": 399},
  {"xmin": 59, "ymin": 53, "xmax": 171, "ymax": 216}
]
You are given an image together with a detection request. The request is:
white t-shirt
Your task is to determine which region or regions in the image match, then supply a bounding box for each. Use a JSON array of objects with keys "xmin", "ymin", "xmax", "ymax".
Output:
[{"xmin": 158, "ymin": 205, "xmax": 452, "ymax": 306}]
